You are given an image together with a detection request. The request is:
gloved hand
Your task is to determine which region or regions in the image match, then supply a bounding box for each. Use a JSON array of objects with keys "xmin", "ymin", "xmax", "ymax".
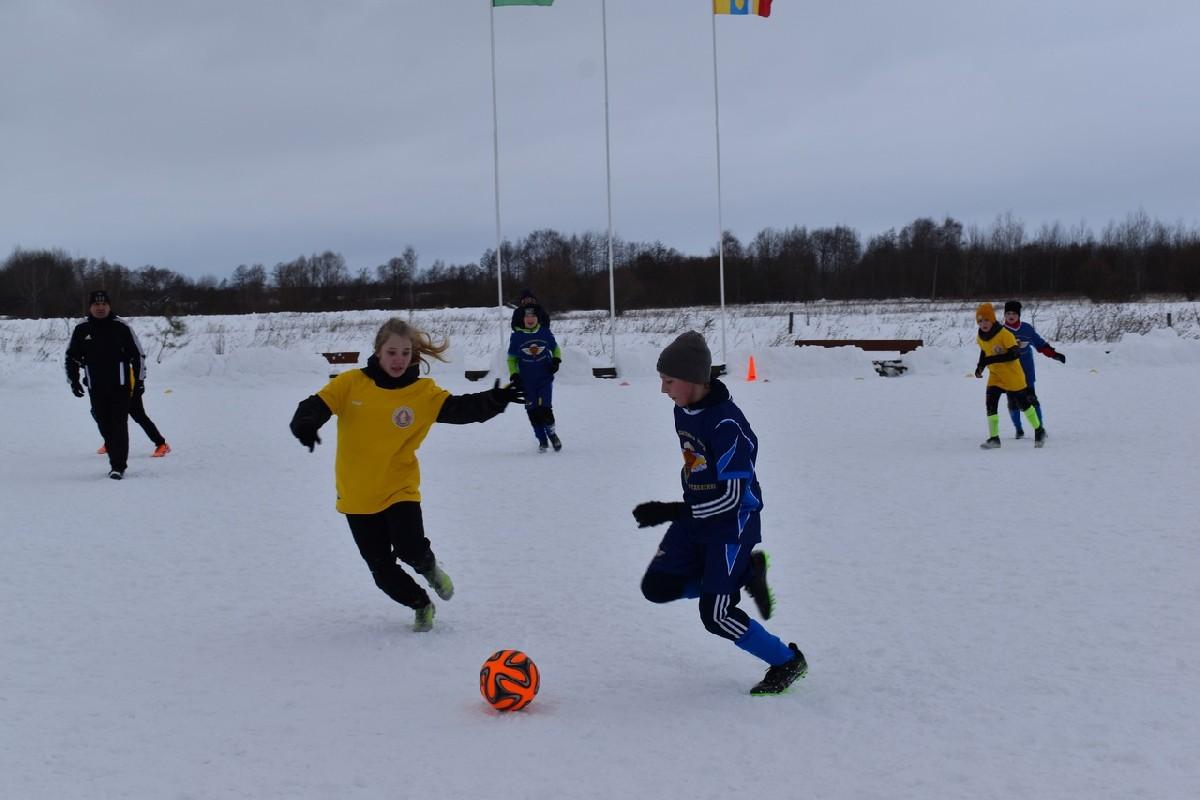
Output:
[
  {"xmin": 71, "ymin": 381, "xmax": 85, "ymax": 398},
  {"xmin": 974, "ymin": 368, "xmax": 983, "ymax": 379},
  {"xmin": 632, "ymin": 501, "xmax": 689, "ymax": 528},
  {"xmin": 492, "ymin": 376, "xmax": 525, "ymax": 406},
  {"xmin": 1052, "ymin": 352, "xmax": 1066, "ymax": 364},
  {"xmin": 290, "ymin": 422, "xmax": 321, "ymax": 452},
  {"xmin": 548, "ymin": 357, "xmax": 561, "ymax": 374}
]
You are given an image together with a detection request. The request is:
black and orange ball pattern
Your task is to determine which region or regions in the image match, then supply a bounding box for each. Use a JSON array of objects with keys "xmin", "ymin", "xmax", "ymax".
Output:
[{"xmin": 479, "ymin": 649, "xmax": 540, "ymax": 711}]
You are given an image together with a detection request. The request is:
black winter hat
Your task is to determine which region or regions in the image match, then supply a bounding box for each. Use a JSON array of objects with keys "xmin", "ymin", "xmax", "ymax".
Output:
[
  {"xmin": 89, "ymin": 290, "xmax": 110, "ymax": 305},
  {"xmin": 656, "ymin": 331, "xmax": 712, "ymax": 384},
  {"xmin": 1004, "ymin": 300, "xmax": 1022, "ymax": 315}
]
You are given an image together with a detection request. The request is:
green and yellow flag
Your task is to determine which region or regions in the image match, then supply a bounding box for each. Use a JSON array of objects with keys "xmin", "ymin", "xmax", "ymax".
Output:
[{"xmin": 493, "ymin": 0, "xmax": 554, "ymax": 6}]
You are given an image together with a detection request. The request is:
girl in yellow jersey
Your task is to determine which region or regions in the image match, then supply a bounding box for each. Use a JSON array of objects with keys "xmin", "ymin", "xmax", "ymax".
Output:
[
  {"xmin": 974, "ymin": 303, "xmax": 1044, "ymax": 449},
  {"xmin": 290, "ymin": 318, "xmax": 524, "ymax": 631}
]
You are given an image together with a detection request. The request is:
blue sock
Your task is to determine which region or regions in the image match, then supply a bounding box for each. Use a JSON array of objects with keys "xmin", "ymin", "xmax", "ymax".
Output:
[
  {"xmin": 735, "ymin": 620, "xmax": 793, "ymax": 665},
  {"xmin": 1009, "ymin": 407, "xmax": 1023, "ymax": 432}
]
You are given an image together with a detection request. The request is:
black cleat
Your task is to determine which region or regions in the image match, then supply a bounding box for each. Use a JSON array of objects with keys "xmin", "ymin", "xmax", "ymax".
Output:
[
  {"xmin": 750, "ymin": 643, "xmax": 807, "ymax": 695},
  {"xmin": 537, "ymin": 440, "xmax": 549, "ymax": 453},
  {"xmin": 108, "ymin": 469, "xmax": 124, "ymax": 480},
  {"xmin": 549, "ymin": 433, "xmax": 562, "ymax": 452},
  {"xmin": 1014, "ymin": 429, "xmax": 1025, "ymax": 440},
  {"xmin": 1034, "ymin": 427, "xmax": 1046, "ymax": 448},
  {"xmin": 744, "ymin": 550, "xmax": 776, "ymax": 620},
  {"xmin": 980, "ymin": 436, "xmax": 1001, "ymax": 450}
]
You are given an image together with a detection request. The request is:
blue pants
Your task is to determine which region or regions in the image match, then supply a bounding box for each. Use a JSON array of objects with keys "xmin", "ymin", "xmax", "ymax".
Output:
[
  {"xmin": 521, "ymin": 376, "xmax": 555, "ymax": 442},
  {"xmin": 640, "ymin": 516, "xmax": 792, "ymax": 666}
]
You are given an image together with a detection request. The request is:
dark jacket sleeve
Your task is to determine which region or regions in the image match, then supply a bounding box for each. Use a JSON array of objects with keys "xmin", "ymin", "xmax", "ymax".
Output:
[
  {"xmin": 120, "ymin": 323, "xmax": 143, "ymax": 388},
  {"xmin": 981, "ymin": 347, "xmax": 1021, "ymax": 366},
  {"xmin": 291, "ymin": 394, "xmax": 333, "ymax": 433},
  {"xmin": 436, "ymin": 387, "xmax": 508, "ymax": 425},
  {"xmin": 65, "ymin": 325, "xmax": 84, "ymax": 386}
]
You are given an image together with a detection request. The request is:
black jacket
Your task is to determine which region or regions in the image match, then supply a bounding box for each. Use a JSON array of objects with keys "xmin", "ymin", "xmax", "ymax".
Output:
[{"xmin": 65, "ymin": 315, "xmax": 143, "ymax": 395}]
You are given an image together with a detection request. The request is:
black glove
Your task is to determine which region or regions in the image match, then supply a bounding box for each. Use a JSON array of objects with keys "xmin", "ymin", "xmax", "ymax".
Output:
[
  {"xmin": 71, "ymin": 381, "xmax": 85, "ymax": 398},
  {"xmin": 974, "ymin": 368, "xmax": 983, "ymax": 379},
  {"xmin": 548, "ymin": 357, "xmax": 561, "ymax": 374},
  {"xmin": 632, "ymin": 501, "xmax": 689, "ymax": 528},
  {"xmin": 290, "ymin": 422, "xmax": 321, "ymax": 452},
  {"xmin": 491, "ymin": 377, "xmax": 525, "ymax": 406},
  {"xmin": 1052, "ymin": 352, "xmax": 1066, "ymax": 364}
]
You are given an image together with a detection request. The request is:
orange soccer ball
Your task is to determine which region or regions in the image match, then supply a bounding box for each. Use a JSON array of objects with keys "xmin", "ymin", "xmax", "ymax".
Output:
[{"xmin": 479, "ymin": 649, "xmax": 540, "ymax": 711}]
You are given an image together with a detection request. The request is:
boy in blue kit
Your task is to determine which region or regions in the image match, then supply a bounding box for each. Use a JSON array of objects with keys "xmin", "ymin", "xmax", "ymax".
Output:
[
  {"xmin": 507, "ymin": 305, "xmax": 563, "ymax": 452},
  {"xmin": 1002, "ymin": 301, "xmax": 1066, "ymax": 438},
  {"xmin": 633, "ymin": 331, "xmax": 807, "ymax": 695}
]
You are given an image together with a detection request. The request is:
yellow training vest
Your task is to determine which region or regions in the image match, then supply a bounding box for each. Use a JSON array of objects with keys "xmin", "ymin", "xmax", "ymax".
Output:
[
  {"xmin": 317, "ymin": 370, "xmax": 450, "ymax": 514},
  {"xmin": 977, "ymin": 326, "xmax": 1028, "ymax": 392}
]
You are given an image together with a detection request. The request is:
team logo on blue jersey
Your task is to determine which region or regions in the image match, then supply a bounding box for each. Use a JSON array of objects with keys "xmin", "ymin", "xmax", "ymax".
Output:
[
  {"xmin": 681, "ymin": 441, "xmax": 707, "ymax": 474},
  {"xmin": 521, "ymin": 341, "xmax": 547, "ymax": 358},
  {"xmin": 392, "ymin": 406, "xmax": 414, "ymax": 429}
]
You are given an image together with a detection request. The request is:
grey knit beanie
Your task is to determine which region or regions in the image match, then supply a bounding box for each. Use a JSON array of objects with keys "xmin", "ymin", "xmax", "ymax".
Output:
[{"xmin": 656, "ymin": 331, "xmax": 712, "ymax": 384}]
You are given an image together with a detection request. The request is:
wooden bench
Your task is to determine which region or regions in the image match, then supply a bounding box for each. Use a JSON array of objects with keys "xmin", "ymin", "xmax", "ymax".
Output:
[
  {"xmin": 321, "ymin": 351, "xmax": 360, "ymax": 379},
  {"xmin": 793, "ymin": 339, "xmax": 923, "ymax": 354},
  {"xmin": 793, "ymin": 339, "xmax": 923, "ymax": 377},
  {"xmin": 467, "ymin": 367, "xmax": 623, "ymax": 380}
]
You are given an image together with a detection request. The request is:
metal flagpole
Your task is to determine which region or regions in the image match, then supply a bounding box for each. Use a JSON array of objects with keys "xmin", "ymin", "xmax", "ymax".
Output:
[
  {"xmin": 489, "ymin": 1, "xmax": 507, "ymax": 347},
  {"xmin": 710, "ymin": 11, "xmax": 728, "ymax": 371},
  {"xmin": 601, "ymin": 0, "xmax": 617, "ymax": 370}
]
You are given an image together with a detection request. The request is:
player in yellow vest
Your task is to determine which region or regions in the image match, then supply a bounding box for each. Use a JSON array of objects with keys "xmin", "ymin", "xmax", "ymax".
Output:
[
  {"xmin": 290, "ymin": 318, "xmax": 524, "ymax": 631},
  {"xmin": 974, "ymin": 302, "xmax": 1045, "ymax": 449}
]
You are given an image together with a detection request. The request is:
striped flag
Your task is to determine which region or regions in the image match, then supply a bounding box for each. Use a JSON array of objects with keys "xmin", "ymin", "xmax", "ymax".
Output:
[{"xmin": 713, "ymin": 0, "xmax": 771, "ymax": 17}]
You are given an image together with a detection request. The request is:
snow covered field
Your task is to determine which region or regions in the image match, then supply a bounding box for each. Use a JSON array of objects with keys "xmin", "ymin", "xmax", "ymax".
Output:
[{"xmin": 2, "ymin": 303, "xmax": 1198, "ymax": 799}]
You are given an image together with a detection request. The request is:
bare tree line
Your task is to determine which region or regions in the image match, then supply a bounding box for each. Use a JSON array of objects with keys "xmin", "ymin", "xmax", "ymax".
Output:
[{"xmin": 3, "ymin": 211, "xmax": 1198, "ymax": 319}]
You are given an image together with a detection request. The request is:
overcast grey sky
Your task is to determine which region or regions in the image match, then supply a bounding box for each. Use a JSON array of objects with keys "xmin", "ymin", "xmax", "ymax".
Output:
[{"xmin": 3, "ymin": 0, "xmax": 1199, "ymax": 280}]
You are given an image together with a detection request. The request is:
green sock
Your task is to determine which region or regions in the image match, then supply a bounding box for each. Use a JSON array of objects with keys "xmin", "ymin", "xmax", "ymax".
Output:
[
  {"xmin": 987, "ymin": 415, "xmax": 999, "ymax": 437},
  {"xmin": 1023, "ymin": 406, "xmax": 1041, "ymax": 429}
]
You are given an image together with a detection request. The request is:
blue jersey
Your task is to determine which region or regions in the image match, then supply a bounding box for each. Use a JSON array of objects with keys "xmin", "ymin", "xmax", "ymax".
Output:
[
  {"xmin": 1003, "ymin": 321, "xmax": 1051, "ymax": 383},
  {"xmin": 672, "ymin": 379, "xmax": 763, "ymax": 544},
  {"xmin": 507, "ymin": 325, "xmax": 559, "ymax": 389}
]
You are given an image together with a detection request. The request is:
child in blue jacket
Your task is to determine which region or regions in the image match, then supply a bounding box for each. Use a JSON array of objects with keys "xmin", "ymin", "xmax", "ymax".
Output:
[
  {"xmin": 1002, "ymin": 301, "xmax": 1066, "ymax": 438},
  {"xmin": 633, "ymin": 331, "xmax": 807, "ymax": 695},
  {"xmin": 507, "ymin": 305, "xmax": 562, "ymax": 452}
]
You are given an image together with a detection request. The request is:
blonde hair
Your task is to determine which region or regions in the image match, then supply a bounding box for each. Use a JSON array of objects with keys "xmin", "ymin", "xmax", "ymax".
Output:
[{"xmin": 372, "ymin": 318, "xmax": 450, "ymax": 373}]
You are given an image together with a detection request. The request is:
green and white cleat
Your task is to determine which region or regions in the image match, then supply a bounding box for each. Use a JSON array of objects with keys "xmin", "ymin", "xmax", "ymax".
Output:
[
  {"xmin": 413, "ymin": 602, "xmax": 435, "ymax": 632},
  {"xmin": 422, "ymin": 562, "xmax": 455, "ymax": 601}
]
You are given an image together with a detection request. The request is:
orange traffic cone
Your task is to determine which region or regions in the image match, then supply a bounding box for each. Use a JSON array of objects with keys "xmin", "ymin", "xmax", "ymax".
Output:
[{"xmin": 746, "ymin": 356, "xmax": 757, "ymax": 382}]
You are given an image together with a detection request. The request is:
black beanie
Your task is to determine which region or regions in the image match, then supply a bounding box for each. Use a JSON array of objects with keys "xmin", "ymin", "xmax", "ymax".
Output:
[
  {"xmin": 89, "ymin": 290, "xmax": 110, "ymax": 305},
  {"xmin": 1004, "ymin": 300, "xmax": 1022, "ymax": 315},
  {"xmin": 656, "ymin": 331, "xmax": 712, "ymax": 384}
]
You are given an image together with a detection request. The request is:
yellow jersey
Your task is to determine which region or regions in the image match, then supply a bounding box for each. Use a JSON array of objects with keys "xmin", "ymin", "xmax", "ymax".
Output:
[
  {"xmin": 977, "ymin": 326, "xmax": 1028, "ymax": 391},
  {"xmin": 317, "ymin": 369, "xmax": 450, "ymax": 514}
]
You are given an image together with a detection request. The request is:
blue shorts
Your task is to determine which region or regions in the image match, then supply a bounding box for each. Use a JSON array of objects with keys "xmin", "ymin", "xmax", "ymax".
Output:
[{"xmin": 648, "ymin": 514, "xmax": 761, "ymax": 595}]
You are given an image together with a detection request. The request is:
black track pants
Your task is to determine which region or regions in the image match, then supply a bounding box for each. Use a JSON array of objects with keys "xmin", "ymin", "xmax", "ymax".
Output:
[
  {"xmin": 90, "ymin": 390, "xmax": 131, "ymax": 472},
  {"xmin": 345, "ymin": 501, "xmax": 436, "ymax": 609}
]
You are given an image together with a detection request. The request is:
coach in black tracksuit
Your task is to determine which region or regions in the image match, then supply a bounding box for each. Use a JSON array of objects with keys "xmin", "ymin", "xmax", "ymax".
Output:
[{"xmin": 65, "ymin": 290, "xmax": 142, "ymax": 479}]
